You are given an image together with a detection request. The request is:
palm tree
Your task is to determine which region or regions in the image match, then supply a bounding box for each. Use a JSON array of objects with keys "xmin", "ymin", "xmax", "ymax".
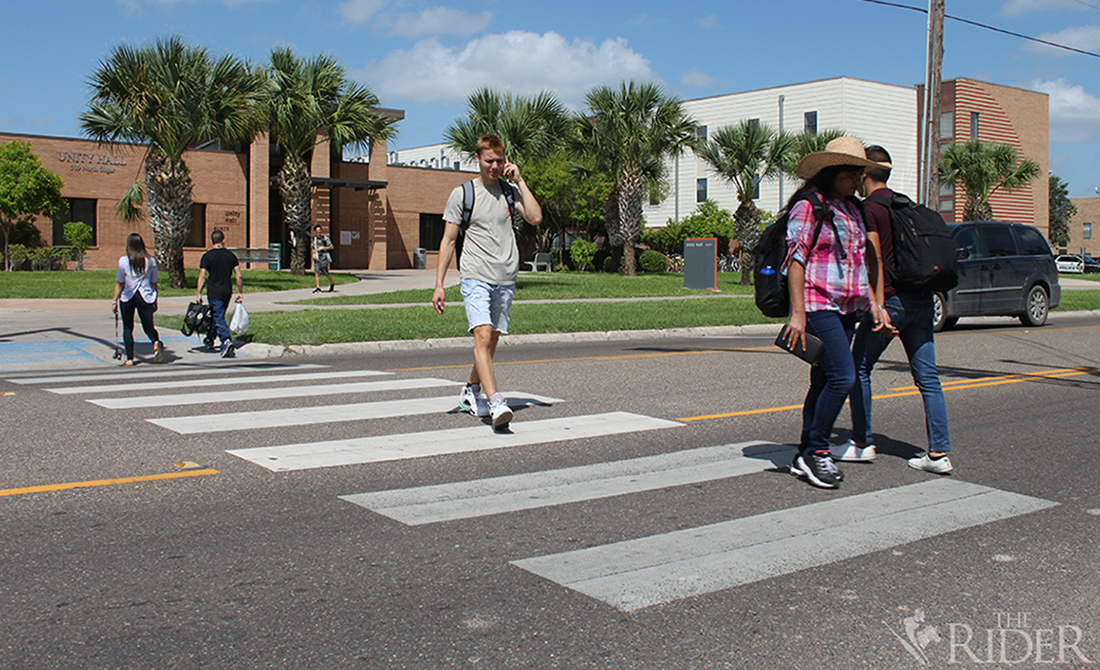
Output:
[
  {"xmin": 789, "ymin": 128, "xmax": 847, "ymax": 165},
  {"xmin": 266, "ymin": 47, "xmax": 398, "ymax": 274},
  {"xmin": 696, "ymin": 120, "xmax": 796, "ymax": 284},
  {"xmin": 576, "ymin": 81, "xmax": 696, "ymax": 275},
  {"xmin": 444, "ymin": 88, "xmax": 571, "ymax": 169},
  {"xmin": 81, "ymin": 35, "xmax": 266, "ymax": 287},
  {"xmin": 938, "ymin": 139, "xmax": 1041, "ymax": 221}
]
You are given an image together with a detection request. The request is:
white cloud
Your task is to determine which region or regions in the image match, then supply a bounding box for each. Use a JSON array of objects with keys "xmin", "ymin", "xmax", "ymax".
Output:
[
  {"xmin": 362, "ymin": 31, "xmax": 657, "ymax": 108},
  {"xmin": 1003, "ymin": 0, "xmax": 1086, "ymax": 16},
  {"xmin": 1025, "ymin": 24, "xmax": 1100, "ymax": 56},
  {"xmin": 1030, "ymin": 78, "xmax": 1100, "ymax": 142},
  {"xmin": 696, "ymin": 14, "xmax": 719, "ymax": 29},
  {"xmin": 1, "ymin": 116, "xmax": 25, "ymax": 126},
  {"xmin": 629, "ymin": 14, "xmax": 648, "ymax": 26},
  {"xmin": 32, "ymin": 116, "xmax": 56, "ymax": 127},
  {"xmin": 680, "ymin": 70, "xmax": 719, "ymax": 88},
  {"xmin": 336, "ymin": 0, "xmax": 387, "ymax": 24},
  {"xmin": 390, "ymin": 7, "xmax": 492, "ymax": 37}
]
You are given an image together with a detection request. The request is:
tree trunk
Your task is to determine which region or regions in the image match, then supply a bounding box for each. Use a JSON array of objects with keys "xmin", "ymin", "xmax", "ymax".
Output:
[
  {"xmin": 144, "ymin": 147, "xmax": 193, "ymax": 288},
  {"xmin": 277, "ymin": 154, "xmax": 313, "ymax": 275},
  {"xmin": 735, "ymin": 201, "xmax": 762, "ymax": 285},
  {"xmin": 617, "ymin": 171, "xmax": 645, "ymax": 276},
  {"xmin": 963, "ymin": 199, "xmax": 993, "ymax": 222}
]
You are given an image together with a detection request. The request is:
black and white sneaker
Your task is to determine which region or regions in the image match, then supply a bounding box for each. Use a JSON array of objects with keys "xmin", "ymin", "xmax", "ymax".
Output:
[
  {"xmin": 220, "ymin": 342, "xmax": 235, "ymax": 358},
  {"xmin": 796, "ymin": 451, "xmax": 842, "ymax": 488}
]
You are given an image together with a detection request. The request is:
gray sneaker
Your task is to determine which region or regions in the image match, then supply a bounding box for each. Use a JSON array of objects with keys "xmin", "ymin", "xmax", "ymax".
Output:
[
  {"xmin": 220, "ymin": 342, "xmax": 235, "ymax": 358},
  {"xmin": 908, "ymin": 454, "xmax": 953, "ymax": 474}
]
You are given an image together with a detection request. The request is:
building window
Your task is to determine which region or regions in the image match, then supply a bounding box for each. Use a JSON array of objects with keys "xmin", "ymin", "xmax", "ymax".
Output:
[
  {"xmin": 52, "ymin": 198, "xmax": 97, "ymax": 247},
  {"xmin": 939, "ymin": 112, "xmax": 954, "ymax": 139},
  {"xmin": 804, "ymin": 111, "xmax": 818, "ymax": 135},
  {"xmin": 186, "ymin": 203, "xmax": 206, "ymax": 248},
  {"xmin": 649, "ymin": 188, "xmax": 660, "ymax": 206},
  {"xmin": 696, "ymin": 125, "xmax": 707, "ymax": 144},
  {"xmin": 939, "ymin": 198, "xmax": 954, "ymax": 213},
  {"xmin": 697, "ymin": 178, "xmax": 707, "ymax": 203},
  {"xmin": 419, "ymin": 213, "xmax": 446, "ymax": 251},
  {"xmin": 1085, "ymin": 223, "xmax": 1093, "ymax": 240},
  {"xmin": 939, "ymin": 182, "xmax": 954, "ymax": 196},
  {"xmin": 747, "ymin": 118, "xmax": 760, "ymax": 131},
  {"xmin": 970, "ymin": 112, "xmax": 979, "ymax": 138}
]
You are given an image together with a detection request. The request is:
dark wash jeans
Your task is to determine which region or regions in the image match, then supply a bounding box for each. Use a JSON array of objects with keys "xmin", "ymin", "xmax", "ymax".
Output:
[
  {"xmin": 120, "ymin": 293, "xmax": 159, "ymax": 360},
  {"xmin": 207, "ymin": 296, "xmax": 232, "ymax": 345},
  {"xmin": 800, "ymin": 310, "xmax": 860, "ymax": 453}
]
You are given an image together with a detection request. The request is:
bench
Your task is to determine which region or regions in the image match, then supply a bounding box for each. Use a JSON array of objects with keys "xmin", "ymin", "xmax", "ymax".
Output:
[
  {"xmin": 227, "ymin": 247, "xmax": 281, "ymax": 271},
  {"xmin": 524, "ymin": 252, "xmax": 552, "ymax": 272}
]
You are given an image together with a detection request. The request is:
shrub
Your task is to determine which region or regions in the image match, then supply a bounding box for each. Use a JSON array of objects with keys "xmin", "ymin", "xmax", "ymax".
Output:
[
  {"xmin": 638, "ymin": 249, "xmax": 666, "ymax": 273},
  {"xmin": 64, "ymin": 221, "xmax": 94, "ymax": 270},
  {"xmin": 570, "ymin": 238, "xmax": 597, "ymax": 271},
  {"xmin": 7, "ymin": 244, "xmax": 28, "ymax": 270}
]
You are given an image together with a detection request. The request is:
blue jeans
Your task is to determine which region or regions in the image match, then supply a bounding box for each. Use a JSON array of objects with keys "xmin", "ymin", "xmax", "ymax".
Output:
[
  {"xmin": 850, "ymin": 292, "xmax": 951, "ymax": 453},
  {"xmin": 208, "ymin": 296, "xmax": 232, "ymax": 345},
  {"xmin": 801, "ymin": 311, "xmax": 860, "ymax": 452},
  {"xmin": 459, "ymin": 278, "xmax": 515, "ymax": 334}
]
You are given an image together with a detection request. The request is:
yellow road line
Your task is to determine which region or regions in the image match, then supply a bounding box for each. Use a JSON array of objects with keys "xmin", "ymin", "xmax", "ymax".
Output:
[
  {"xmin": 677, "ymin": 366, "xmax": 1098, "ymax": 422},
  {"xmin": 0, "ymin": 468, "xmax": 219, "ymax": 498}
]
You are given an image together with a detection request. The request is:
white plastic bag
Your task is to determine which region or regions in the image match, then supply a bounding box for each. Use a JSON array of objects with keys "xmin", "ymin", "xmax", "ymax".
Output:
[{"xmin": 229, "ymin": 302, "xmax": 249, "ymax": 334}]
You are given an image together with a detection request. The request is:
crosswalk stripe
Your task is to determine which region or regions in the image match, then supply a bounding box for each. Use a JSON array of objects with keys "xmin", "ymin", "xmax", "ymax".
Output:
[
  {"xmin": 88, "ymin": 377, "xmax": 457, "ymax": 409},
  {"xmin": 47, "ymin": 369, "xmax": 391, "ymax": 395},
  {"xmin": 228, "ymin": 412, "xmax": 683, "ymax": 472},
  {"xmin": 342, "ymin": 442, "xmax": 794, "ymax": 526},
  {"xmin": 511, "ymin": 479, "xmax": 1058, "ymax": 612},
  {"xmin": 149, "ymin": 393, "xmax": 564, "ymax": 434},
  {"xmin": 5, "ymin": 363, "xmax": 327, "ymax": 385}
]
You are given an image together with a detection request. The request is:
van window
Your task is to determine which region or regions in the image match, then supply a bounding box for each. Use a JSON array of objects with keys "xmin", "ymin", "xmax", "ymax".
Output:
[
  {"xmin": 979, "ymin": 226, "xmax": 1017, "ymax": 257},
  {"xmin": 953, "ymin": 226, "xmax": 981, "ymax": 259},
  {"xmin": 1012, "ymin": 226, "xmax": 1052, "ymax": 256}
]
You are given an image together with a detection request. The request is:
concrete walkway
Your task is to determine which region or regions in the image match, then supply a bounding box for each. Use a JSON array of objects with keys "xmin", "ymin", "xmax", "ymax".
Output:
[{"xmin": 1, "ymin": 271, "xmax": 1096, "ymax": 373}]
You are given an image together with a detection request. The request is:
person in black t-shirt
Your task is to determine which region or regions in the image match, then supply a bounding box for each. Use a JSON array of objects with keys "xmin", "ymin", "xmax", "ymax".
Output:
[{"xmin": 195, "ymin": 229, "xmax": 243, "ymax": 358}]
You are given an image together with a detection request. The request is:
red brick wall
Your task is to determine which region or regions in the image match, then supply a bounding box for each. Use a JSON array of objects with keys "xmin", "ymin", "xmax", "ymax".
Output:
[{"xmin": 1068, "ymin": 196, "xmax": 1100, "ymax": 256}]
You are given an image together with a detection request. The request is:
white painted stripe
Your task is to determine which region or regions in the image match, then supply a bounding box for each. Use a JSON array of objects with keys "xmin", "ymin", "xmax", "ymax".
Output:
[
  {"xmin": 48, "ymin": 369, "xmax": 391, "ymax": 395},
  {"xmin": 88, "ymin": 377, "xmax": 456, "ymax": 409},
  {"xmin": 6, "ymin": 363, "xmax": 326, "ymax": 385},
  {"xmin": 343, "ymin": 442, "xmax": 794, "ymax": 525},
  {"xmin": 511, "ymin": 480, "xmax": 1058, "ymax": 612},
  {"xmin": 149, "ymin": 393, "xmax": 563, "ymax": 434},
  {"xmin": 228, "ymin": 412, "xmax": 682, "ymax": 472}
]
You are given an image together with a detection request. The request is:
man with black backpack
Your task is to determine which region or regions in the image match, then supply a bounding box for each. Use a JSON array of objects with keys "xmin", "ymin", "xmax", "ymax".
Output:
[
  {"xmin": 431, "ymin": 134, "xmax": 542, "ymax": 431},
  {"xmin": 837, "ymin": 145, "xmax": 954, "ymax": 474}
]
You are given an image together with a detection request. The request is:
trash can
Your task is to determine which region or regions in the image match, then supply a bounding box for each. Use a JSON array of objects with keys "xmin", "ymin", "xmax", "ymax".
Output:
[
  {"xmin": 268, "ymin": 243, "xmax": 281, "ymax": 271},
  {"xmin": 413, "ymin": 248, "xmax": 427, "ymax": 269}
]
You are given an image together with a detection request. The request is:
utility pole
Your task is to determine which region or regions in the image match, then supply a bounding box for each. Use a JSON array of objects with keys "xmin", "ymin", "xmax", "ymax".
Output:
[{"xmin": 921, "ymin": 0, "xmax": 945, "ymax": 207}]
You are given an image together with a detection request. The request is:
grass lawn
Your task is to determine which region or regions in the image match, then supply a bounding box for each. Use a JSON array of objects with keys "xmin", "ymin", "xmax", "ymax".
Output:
[{"xmin": 0, "ymin": 269, "xmax": 356, "ymax": 299}]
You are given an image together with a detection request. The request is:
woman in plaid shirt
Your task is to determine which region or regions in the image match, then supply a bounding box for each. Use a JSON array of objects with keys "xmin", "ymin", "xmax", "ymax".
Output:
[{"xmin": 783, "ymin": 137, "xmax": 892, "ymax": 489}]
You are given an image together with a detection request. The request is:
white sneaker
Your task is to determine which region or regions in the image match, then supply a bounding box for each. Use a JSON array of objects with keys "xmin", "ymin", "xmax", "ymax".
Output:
[
  {"xmin": 458, "ymin": 384, "xmax": 489, "ymax": 417},
  {"xmin": 908, "ymin": 454, "xmax": 954, "ymax": 474},
  {"xmin": 489, "ymin": 394, "xmax": 512, "ymax": 429},
  {"xmin": 831, "ymin": 439, "xmax": 876, "ymax": 462}
]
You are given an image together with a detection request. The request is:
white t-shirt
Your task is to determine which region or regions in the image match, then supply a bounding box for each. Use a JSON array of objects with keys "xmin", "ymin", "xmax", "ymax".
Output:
[
  {"xmin": 116, "ymin": 255, "xmax": 158, "ymax": 303},
  {"xmin": 443, "ymin": 179, "xmax": 520, "ymax": 285}
]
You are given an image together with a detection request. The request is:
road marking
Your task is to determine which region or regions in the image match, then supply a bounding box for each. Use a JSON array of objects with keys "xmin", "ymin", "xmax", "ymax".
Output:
[
  {"xmin": 86, "ymin": 377, "xmax": 457, "ymax": 409},
  {"xmin": 5, "ymin": 363, "xmax": 327, "ymax": 385},
  {"xmin": 511, "ymin": 479, "xmax": 1058, "ymax": 612},
  {"xmin": 47, "ymin": 369, "xmax": 391, "ymax": 394},
  {"xmin": 228, "ymin": 412, "xmax": 682, "ymax": 472},
  {"xmin": 149, "ymin": 393, "xmax": 563, "ymax": 434},
  {"xmin": 342, "ymin": 441, "xmax": 794, "ymax": 525},
  {"xmin": 0, "ymin": 468, "xmax": 219, "ymax": 498}
]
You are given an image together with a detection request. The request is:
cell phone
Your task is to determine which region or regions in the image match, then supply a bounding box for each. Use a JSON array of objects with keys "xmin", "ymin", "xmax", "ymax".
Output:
[{"xmin": 775, "ymin": 325, "xmax": 823, "ymax": 365}]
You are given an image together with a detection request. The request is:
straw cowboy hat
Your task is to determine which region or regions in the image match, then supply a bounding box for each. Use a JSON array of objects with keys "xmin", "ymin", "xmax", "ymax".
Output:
[{"xmin": 795, "ymin": 136, "xmax": 892, "ymax": 179}]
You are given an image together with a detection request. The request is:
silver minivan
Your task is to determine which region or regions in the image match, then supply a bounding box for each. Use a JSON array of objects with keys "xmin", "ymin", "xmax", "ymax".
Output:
[{"xmin": 933, "ymin": 221, "xmax": 1061, "ymax": 331}]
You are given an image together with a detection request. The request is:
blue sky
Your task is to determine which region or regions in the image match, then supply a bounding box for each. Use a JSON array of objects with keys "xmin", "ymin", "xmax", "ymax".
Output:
[{"xmin": 2, "ymin": 0, "xmax": 1098, "ymax": 196}]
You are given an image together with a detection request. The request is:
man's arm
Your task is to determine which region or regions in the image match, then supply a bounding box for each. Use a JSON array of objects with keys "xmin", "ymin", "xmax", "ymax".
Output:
[
  {"xmin": 504, "ymin": 162, "xmax": 542, "ymax": 226},
  {"xmin": 233, "ymin": 266, "xmax": 244, "ymax": 303},
  {"xmin": 432, "ymin": 222, "xmax": 461, "ymax": 314},
  {"xmin": 195, "ymin": 268, "xmax": 207, "ymax": 303}
]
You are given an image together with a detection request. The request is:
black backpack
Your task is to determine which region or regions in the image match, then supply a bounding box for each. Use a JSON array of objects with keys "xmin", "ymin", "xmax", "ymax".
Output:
[
  {"xmin": 181, "ymin": 301, "xmax": 212, "ymax": 337},
  {"xmin": 866, "ymin": 193, "xmax": 958, "ymax": 293},
  {"xmin": 454, "ymin": 179, "xmax": 517, "ymax": 270},
  {"xmin": 754, "ymin": 193, "xmax": 833, "ymax": 318}
]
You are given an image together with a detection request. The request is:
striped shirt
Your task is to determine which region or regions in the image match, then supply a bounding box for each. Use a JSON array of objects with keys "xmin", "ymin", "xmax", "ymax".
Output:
[{"xmin": 784, "ymin": 196, "xmax": 870, "ymax": 314}]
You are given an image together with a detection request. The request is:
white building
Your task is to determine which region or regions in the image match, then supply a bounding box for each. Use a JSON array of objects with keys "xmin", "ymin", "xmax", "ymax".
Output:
[
  {"xmin": 385, "ymin": 144, "xmax": 477, "ymax": 172},
  {"xmin": 648, "ymin": 77, "xmax": 920, "ymax": 227}
]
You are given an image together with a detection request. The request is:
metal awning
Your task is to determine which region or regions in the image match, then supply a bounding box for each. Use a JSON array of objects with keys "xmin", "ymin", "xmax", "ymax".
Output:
[{"xmin": 310, "ymin": 176, "xmax": 387, "ymax": 191}]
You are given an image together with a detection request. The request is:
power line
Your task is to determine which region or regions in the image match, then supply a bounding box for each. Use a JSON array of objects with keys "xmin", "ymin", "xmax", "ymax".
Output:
[
  {"xmin": 1069, "ymin": 0, "xmax": 1100, "ymax": 12},
  {"xmin": 861, "ymin": 0, "xmax": 1100, "ymax": 58}
]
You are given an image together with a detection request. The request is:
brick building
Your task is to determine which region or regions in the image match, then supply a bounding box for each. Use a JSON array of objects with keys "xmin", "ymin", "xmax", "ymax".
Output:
[
  {"xmin": 0, "ymin": 124, "xmax": 469, "ymax": 272},
  {"xmin": 1066, "ymin": 196, "xmax": 1100, "ymax": 256}
]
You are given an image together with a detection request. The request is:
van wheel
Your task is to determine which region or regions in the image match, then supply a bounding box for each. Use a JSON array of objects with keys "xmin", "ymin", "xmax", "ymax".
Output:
[
  {"xmin": 1020, "ymin": 285, "xmax": 1049, "ymax": 327},
  {"xmin": 932, "ymin": 292, "xmax": 955, "ymax": 332}
]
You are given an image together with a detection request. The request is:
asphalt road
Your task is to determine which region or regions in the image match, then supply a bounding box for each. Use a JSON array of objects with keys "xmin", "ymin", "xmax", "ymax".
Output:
[{"xmin": 2, "ymin": 313, "xmax": 1099, "ymax": 669}]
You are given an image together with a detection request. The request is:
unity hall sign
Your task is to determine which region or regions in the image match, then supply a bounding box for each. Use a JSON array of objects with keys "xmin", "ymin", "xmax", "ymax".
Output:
[{"xmin": 56, "ymin": 151, "xmax": 128, "ymax": 175}]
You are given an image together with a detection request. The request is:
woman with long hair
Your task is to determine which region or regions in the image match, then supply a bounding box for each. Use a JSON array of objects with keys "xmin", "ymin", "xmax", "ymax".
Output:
[
  {"xmin": 783, "ymin": 137, "xmax": 891, "ymax": 488},
  {"xmin": 111, "ymin": 233, "xmax": 165, "ymax": 366}
]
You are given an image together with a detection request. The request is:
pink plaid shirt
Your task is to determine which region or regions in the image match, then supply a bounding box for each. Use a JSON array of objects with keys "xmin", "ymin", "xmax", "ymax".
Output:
[{"xmin": 784, "ymin": 196, "xmax": 870, "ymax": 314}]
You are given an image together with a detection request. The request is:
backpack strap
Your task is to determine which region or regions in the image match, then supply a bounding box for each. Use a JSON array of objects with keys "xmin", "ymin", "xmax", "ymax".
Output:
[
  {"xmin": 459, "ymin": 180, "xmax": 475, "ymax": 230},
  {"xmin": 499, "ymin": 179, "xmax": 517, "ymax": 223}
]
